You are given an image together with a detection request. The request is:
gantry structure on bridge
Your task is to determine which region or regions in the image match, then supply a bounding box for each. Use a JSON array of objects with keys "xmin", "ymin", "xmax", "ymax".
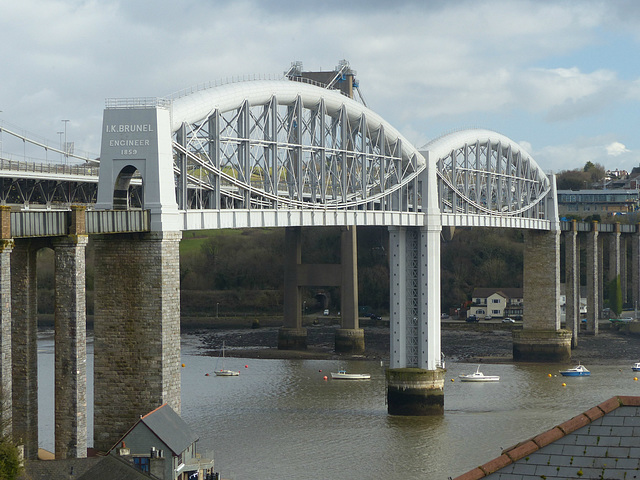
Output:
[{"xmin": 1, "ymin": 62, "xmax": 637, "ymax": 464}]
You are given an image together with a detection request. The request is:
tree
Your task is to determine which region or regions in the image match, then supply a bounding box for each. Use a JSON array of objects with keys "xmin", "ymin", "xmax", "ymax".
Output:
[
  {"xmin": 556, "ymin": 169, "xmax": 590, "ymax": 190},
  {"xmin": 0, "ymin": 440, "xmax": 22, "ymax": 480},
  {"xmin": 607, "ymin": 276, "xmax": 623, "ymax": 317}
]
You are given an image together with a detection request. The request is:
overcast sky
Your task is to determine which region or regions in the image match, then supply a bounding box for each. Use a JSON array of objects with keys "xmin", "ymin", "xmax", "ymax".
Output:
[{"xmin": 1, "ymin": 0, "xmax": 639, "ymax": 174}]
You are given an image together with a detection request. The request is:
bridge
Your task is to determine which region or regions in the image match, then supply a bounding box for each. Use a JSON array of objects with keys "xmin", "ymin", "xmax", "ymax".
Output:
[{"xmin": 0, "ymin": 64, "xmax": 636, "ymax": 464}]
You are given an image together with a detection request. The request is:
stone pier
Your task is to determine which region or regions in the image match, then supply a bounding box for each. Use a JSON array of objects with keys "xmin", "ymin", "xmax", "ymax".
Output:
[
  {"xmin": 279, "ymin": 226, "xmax": 364, "ymax": 354},
  {"xmin": 11, "ymin": 239, "xmax": 40, "ymax": 459},
  {"xmin": 514, "ymin": 229, "xmax": 571, "ymax": 362},
  {"xmin": 386, "ymin": 368, "xmax": 445, "ymax": 415},
  {"xmin": 93, "ymin": 231, "xmax": 182, "ymax": 452}
]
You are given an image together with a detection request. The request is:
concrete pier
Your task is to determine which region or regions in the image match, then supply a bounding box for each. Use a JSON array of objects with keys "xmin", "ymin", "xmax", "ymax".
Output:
[
  {"xmin": 386, "ymin": 368, "xmax": 445, "ymax": 415},
  {"xmin": 515, "ymin": 229, "xmax": 571, "ymax": 362}
]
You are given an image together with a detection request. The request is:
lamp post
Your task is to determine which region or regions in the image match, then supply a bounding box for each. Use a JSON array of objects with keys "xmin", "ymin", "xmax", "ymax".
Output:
[
  {"xmin": 57, "ymin": 131, "xmax": 64, "ymax": 162},
  {"xmin": 61, "ymin": 119, "xmax": 69, "ymax": 165}
]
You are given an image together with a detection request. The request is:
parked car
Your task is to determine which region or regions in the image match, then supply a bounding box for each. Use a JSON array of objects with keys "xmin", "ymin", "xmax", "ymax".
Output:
[
  {"xmin": 441, "ymin": 313, "xmax": 450, "ymax": 319},
  {"xmin": 368, "ymin": 313, "xmax": 382, "ymax": 321},
  {"xmin": 502, "ymin": 317, "xmax": 515, "ymax": 323},
  {"xmin": 484, "ymin": 315, "xmax": 492, "ymax": 320},
  {"xmin": 466, "ymin": 315, "xmax": 479, "ymax": 323}
]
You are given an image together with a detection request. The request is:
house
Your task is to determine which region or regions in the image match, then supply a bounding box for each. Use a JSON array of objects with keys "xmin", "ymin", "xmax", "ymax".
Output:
[
  {"xmin": 468, "ymin": 288, "xmax": 523, "ymax": 319},
  {"xmin": 559, "ymin": 284, "xmax": 587, "ymax": 321},
  {"xmin": 109, "ymin": 404, "xmax": 215, "ymax": 480},
  {"xmin": 451, "ymin": 396, "xmax": 640, "ymax": 479}
]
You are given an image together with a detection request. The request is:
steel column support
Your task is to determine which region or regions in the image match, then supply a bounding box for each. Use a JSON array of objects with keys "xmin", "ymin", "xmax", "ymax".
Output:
[
  {"xmin": 208, "ymin": 110, "xmax": 220, "ymax": 209},
  {"xmin": 176, "ymin": 123, "xmax": 188, "ymax": 210}
]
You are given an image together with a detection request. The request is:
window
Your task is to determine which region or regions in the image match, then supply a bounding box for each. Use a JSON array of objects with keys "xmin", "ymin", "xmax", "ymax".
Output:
[
  {"xmin": 492, "ymin": 309, "xmax": 501, "ymax": 315},
  {"xmin": 133, "ymin": 457, "xmax": 150, "ymax": 472},
  {"xmin": 492, "ymin": 299, "xmax": 500, "ymax": 304}
]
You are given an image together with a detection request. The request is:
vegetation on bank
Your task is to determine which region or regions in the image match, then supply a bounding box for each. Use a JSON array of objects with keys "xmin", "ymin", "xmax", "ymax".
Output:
[{"xmin": 33, "ymin": 222, "xmax": 624, "ymax": 320}]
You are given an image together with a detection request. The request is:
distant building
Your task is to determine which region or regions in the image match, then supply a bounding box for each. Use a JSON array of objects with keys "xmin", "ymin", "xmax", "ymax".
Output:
[
  {"xmin": 557, "ymin": 189, "xmax": 639, "ymax": 219},
  {"xmin": 559, "ymin": 284, "xmax": 587, "ymax": 321},
  {"xmin": 109, "ymin": 404, "xmax": 215, "ymax": 480},
  {"xmin": 468, "ymin": 288, "xmax": 523, "ymax": 319}
]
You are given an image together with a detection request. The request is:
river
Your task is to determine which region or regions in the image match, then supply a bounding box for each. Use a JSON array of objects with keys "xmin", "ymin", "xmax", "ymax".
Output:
[{"xmin": 37, "ymin": 330, "xmax": 640, "ymax": 479}]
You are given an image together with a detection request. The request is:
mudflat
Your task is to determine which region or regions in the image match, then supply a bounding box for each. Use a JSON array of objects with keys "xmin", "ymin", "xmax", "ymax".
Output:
[{"xmin": 185, "ymin": 321, "xmax": 640, "ymax": 364}]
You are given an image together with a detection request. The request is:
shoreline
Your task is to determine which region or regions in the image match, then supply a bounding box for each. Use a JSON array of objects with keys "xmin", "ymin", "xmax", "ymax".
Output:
[{"xmin": 184, "ymin": 321, "xmax": 640, "ymax": 365}]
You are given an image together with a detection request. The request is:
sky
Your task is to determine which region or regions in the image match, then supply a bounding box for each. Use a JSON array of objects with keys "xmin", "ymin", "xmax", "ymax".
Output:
[{"xmin": 1, "ymin": 0, "xmax": 640, "ymax": 174}]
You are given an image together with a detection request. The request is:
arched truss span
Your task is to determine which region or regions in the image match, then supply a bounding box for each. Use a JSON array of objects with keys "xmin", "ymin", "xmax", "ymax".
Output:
[
  {"xmin": 421, "ymin": 129, "xmax": 551, "ymax": 221},
  {"xmin": 170, "ymin": 80, "xmax": 425, "ymax": 212}
]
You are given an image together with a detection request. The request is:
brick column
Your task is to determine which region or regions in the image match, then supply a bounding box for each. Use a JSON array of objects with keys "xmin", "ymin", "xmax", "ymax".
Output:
[
  {"xmin": 631, "ymin": 225, "xmax": 640, "ymax": 311},
  {"xmin": 93, "ymin": 231, "xmax": 182, "ymax": 452},
  {"xmin": 11, "ymin": 239, "xmax": 40, "ymax": 459},
  {"xmin": 335, "ymin": 226, "xmax": 364, "ymax": 353},
  {"xmin": 564, "ymin": 222, "xmax": 579, "ymax": 348},
  {"xmin": 586, "ymin": 223, "xmax": 599, "ymax": 334},
  {"xmin": 53, "ymin": 234, "xmax": 88, "ymax": 459},
  {"xmin": 0, "ymin": 205, "xmax": 12, "ymax": 438},
  {"xmin": 621, "ymin": 235, "xmax": 628, "ymax": 305},
  {"xmin": 608, "ymin": 224, "xmax": 621, "ymax": 283},
  {"xmin": 514, "ymin": 229, "xmax": 570, "ymax": 362},
  {"xmin": 278, "ymin": 227, "xmax": 307, "ymax": 350}
]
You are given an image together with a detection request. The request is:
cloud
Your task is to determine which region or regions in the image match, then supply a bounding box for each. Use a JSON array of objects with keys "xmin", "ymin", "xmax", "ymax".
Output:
[{"xmin": 606, "ymin": 142, "xmax": 630, "ymax": 157}]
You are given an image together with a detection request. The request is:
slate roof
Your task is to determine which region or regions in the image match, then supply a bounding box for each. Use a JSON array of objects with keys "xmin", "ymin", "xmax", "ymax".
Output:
[
  {"xmin": 452, "ymin": 396, "xmax": 640, "ymax": 480},
  {"xmin": 132, "ymin": 403, "xmax": 199, "ymax": 457},
  {"xmin": 76, "ymin": 454, "xmax": 161, "ymax": 480},
  {"xmin": 471, "ymin": 288, "xmax": 523, "ymax": 300}
]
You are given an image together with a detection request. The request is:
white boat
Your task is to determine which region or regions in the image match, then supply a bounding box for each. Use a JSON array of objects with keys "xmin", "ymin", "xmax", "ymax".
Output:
[
  {"xmin": 330, "ymin": 370, "xmax": 371, "ymax": 380},
  {"xmin": 632, "ymin": 363, "xmax": 640, "ymax": 372},
  {"xmin": 458, "ymin": 366, "xmax": 500, "ymax": 382},
  {"xmin": 214, "ymin": 341, "xmax": 239, "ymax": 377},
  {"xmin": 559, "ymin": 363, "xmax": 590, "ymax": 377}
]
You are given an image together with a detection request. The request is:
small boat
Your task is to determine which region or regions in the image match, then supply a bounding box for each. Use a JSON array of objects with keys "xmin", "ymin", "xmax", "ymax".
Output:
[
  {"xmin": 330, "ymin": 370, "xmax": 371, "ymax": 380},
  {"xmin": 632, "ymin": 363, "xmax": 640, "ymax": 372},
  {"xmin": 213, "ymin": 341, "xmax": 239, "ymax": 377},
  {"xmin": 458, "ymin": 366, "xmax": 500, "ymax": 382},
  {"xmin": 559, "ymin": 363, "xmax": 590, "ymax": 377}
]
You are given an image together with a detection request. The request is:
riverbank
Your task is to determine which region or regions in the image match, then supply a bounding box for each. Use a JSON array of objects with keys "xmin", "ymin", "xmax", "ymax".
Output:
[{"xmin": 185, "ymin": 319, "xmax": 640, "ymax": 364}]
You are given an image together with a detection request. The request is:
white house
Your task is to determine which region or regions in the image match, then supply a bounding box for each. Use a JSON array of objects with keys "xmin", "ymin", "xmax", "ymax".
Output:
[{"xmin": 468, "ymin": 288, "xmax": 523, "ymax": 319}]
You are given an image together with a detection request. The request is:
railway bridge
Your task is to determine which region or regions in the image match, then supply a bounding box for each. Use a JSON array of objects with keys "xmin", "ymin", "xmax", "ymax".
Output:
[{"xmin": 1, "ymin": 65, "xmax": 637, "ymax": 461}]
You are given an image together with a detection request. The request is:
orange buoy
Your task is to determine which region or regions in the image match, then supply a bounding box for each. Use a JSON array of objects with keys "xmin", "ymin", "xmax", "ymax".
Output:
[
  {"xmin": 323, "ymin": 376, "xmax": 328, "ymax": 381},
  {"xmin": 635, "ymin": 377, "xmax": 638, "ymax": 381},
  {"xmin": 562, "ymin": 383, "xmax": 567, "ymax": 387},
  {"xmin": 181, "ymin": 363, "xmax": 185, "ymax": 367},
  {"xmin": 451, "ymin": 378, "xmax": 455, "ymax": 382},
  {"xmin": 245, "ymin": 365, "xmax": 248, "ymax": 368},
  {"xmin": 548, "ymin": 373, "xmax": 552, "ymax": 377}
]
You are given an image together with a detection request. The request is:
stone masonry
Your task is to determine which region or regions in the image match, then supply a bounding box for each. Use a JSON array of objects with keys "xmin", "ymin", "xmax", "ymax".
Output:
[
  {"xmin": 93, "ymin": 231, "xmax": 181, "ymax": 452},
  {"xmin": 53, "ymin": 234, "xmax": 88, "ymax": 459},
  {"xmin": 11, "ymin": 239, "xmax": 40, "ymax": 459}
]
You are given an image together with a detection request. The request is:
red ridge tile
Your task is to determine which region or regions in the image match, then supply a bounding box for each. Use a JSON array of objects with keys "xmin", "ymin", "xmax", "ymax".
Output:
[
  {"xmin": 532, "ymin": 426, "xmax": 564, "ymax": 448},
  {"xmin": 505, "ymin": 440, "xmax": 539, "ymax": 461},
  {"xmin": 557, "ymin": 413, "xmax": 590, "ymax": 435},
  {"xmin": 451, "ymin": 467, "xmax": 486, "ymax": 480}
]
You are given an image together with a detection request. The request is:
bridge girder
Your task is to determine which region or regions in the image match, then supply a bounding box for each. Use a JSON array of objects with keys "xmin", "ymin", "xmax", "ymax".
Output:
[
  {"xmin": 422, "ymin": 129, "xmax": 553, "ymax": 226},
  {"xmin": 171, "ymin": 80, "xmax": 424, "ymax": 214}
]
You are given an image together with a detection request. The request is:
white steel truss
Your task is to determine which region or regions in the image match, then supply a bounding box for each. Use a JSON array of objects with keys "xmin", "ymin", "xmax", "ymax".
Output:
[
  {"xmin": 171, "ymin": 79, "xmax": 423, "ymax": 215},
  {"xmin": 422, "ymin": 129, "xmax": 551, "ymax": 227}
]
